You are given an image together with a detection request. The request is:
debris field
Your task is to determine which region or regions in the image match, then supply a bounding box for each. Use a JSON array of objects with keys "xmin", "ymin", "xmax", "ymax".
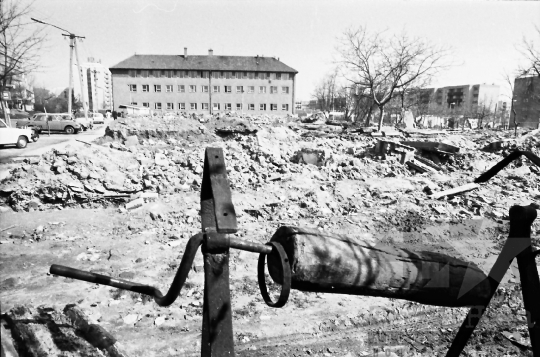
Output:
[{"xmin": 1, "ymin": 113, "xmax": 539, "ymax": 357}]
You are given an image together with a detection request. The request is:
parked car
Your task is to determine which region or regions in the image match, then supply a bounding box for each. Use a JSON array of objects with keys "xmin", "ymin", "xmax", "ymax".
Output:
[
  {"xmin": 0, "ymin": 119, "xmax": 38, "ymax": 148},
  {"xmin": 74, "ymin": 113, "xmax": 94, "ymax": 131},
  {"xmin": 16, "ymin": 113, "xmax": 82, "ymax": 134},
  {"xmin": 89, "ymin": 112, "xmax": 105, "ymax": 124}
]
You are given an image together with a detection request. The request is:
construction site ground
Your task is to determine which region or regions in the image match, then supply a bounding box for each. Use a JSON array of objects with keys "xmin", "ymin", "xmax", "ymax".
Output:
[{"xmin": 1, "ymin": 114, "xmax": 539, "ymax": 357}]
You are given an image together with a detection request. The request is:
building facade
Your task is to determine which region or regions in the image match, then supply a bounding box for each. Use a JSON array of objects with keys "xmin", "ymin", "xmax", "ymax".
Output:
[
  {"xmin": 428, "ymin": 83, "xmax": 500, "ymax": 117},
  {"xmin": 109, "ymin": 49, "xmax": 298, "ymax": 115},
  {"xmin": 1, "ymin": 71, "xmax": 34, "ymax": 112},
  {"xmin": 74, "ymin": 58, "xmax": 113, "ymax": 112},
  {"xmin": 511, "ymin": 76, "xmax": 540, "ymax": 129}
]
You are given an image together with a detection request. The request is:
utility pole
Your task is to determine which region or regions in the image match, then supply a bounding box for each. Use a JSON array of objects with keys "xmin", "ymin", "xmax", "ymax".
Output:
[{"xmin": 31, "ymin": 18, "xmax": 87, "ymax": 119}]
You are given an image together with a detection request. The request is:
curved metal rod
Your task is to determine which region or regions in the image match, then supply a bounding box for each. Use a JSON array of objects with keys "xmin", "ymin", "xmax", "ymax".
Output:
[
  {"xmin": 475, "ymin": 150, "xmax": 540, "ymax": 183},
  {"xmin": 258, "ymin": 242, "xmax": 291, "ymax": 308},
  {"xmin": 50, "ymin": 233, "xmax": 204, "ymax": 306}
]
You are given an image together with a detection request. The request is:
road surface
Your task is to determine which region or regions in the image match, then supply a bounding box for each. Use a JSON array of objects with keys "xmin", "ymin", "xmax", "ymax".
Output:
[{"xmin": 0, "ymin": 123, "xmax": 108, "ymax": 164}]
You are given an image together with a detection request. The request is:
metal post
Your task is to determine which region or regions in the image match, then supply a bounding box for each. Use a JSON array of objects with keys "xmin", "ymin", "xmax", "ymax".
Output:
[
  {"xmin": 511, "ymin": 205, "xmax": 540, "ymax": 355},
  {"xmin": 446, "ymin": 204, "xmax": 539, "ymax": 356},
  {"xmin": 67, "ymin": 35, "xmax": 74, "ymax": 114},
  {"xmin": 200, "ymin": 147, "xmax": 237, "ymax": 356}
]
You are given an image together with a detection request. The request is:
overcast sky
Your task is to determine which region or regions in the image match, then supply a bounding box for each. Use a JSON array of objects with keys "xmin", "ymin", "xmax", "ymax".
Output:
[{"xmin": 30, "ymin": 0, "xmax": 539, "ymax": 100}]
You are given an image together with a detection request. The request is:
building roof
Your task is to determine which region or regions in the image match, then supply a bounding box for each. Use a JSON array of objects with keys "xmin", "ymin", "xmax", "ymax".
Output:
[{"xmin": 110, "ymin": 54, "xmax": 298, "ymax": 73}]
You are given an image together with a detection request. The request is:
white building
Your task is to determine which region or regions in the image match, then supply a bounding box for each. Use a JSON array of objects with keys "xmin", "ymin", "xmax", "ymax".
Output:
[{"xmin": 74, "ymin": 58, "xmax": 113, "ymax": 112}]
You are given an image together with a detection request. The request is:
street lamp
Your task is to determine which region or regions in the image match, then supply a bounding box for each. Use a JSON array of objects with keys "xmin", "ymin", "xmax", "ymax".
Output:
[{"xmin": 31, "ymin": 18, "xmax": 88, "ymax": 119}]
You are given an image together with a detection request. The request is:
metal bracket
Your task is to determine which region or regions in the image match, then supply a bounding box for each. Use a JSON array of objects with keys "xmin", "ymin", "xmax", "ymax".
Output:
[{"xmin": 446, "ymin": 205, "xmax": 540, "ymax": 356}]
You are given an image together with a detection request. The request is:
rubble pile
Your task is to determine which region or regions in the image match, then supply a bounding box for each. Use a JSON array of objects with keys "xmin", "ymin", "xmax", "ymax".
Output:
[{"xmin": 0, "ymin": 117, "xmax": 538, "ymax": 235}]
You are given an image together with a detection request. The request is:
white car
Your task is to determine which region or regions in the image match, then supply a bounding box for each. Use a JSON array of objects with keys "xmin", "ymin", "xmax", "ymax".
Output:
[
  {"xmin": 0, "ymin": 119, "xmax": 38, "ymax": 148},
  {"xmin": 89, "ymin": 113, "xmax": 105, "ymax": 124}
]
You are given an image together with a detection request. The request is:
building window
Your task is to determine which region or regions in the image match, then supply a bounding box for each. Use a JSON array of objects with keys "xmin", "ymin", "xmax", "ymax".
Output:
[
  {"xmin": 213, "ymin": 103, "xmax": 220, "ymax": 110},
  {"xmin": 152, "ymin": 70, "xmax": 161, "ymax": 78},
  {"xmin": 142, "ymin": 102, "xmax": 149, "ymax": 108},
  {"xmin": 154, "ymin": 85, "xmax": 161, "ymax": 92},
  {"xmin": 248, "ymin": 72, "xmax": 254, "ymax": 79},
  {"xmin": 257, "ymin": 72, "xmax": 267, "ymax": 80},
  {"xmin": 224, "ymin": 72, "xmax": 232, "ymax": 79},
  {"xmin": 202, "ymin": 103, "xmax": 209, "ymax": 110},
  {"xmin": 167, "ymin": 103, "xmax": 174, "ymax": 110},
  {"xmin": 236, "ymin": 103, "xmax": 242, "ymax": 110},
  {"xmin": 225, "ymin": 103, "xmax": 232, "ymax": 110},
  {"xmin": 190, "ymin": 103, "xmax": 197, "ymax": 110},
  {"xmin": 129, "ymin": 84, "xmax": 137, "ymax": 92},
  {"xmin": 270, "ymin": 73, "xmax": 276, "ymax": 80},
  {"xmin": 212, "ymin": 72, "xmax": 222, "ymax": 79},
  {"xmin": 155, "ymin": 102, "xmax": 162, "ymax": 110},
  {"xmin": 224, "ymin": 86, "xmax": 232, "ymax": 93},
  {"xmin": 166, "ymin": 85, "xmax": 173, "ymax": 93},
  {"xmin": 248, "ymin": 86, "xmax": 254, "ymax": 93},
  {"xmin": 282, "ymin": 86, "xmax": 289, "ymax": 94},
  {"xmin": 282, "ymin": 73, "xmax": 289, "ymax": 80},
  {"xmin": 248, "ymin": 103, "xmax": 255, "ymax": 110},
  {"xmin": 202, "ymin": 71, "xmax": 209, "ymax": 79},
  {"xmin": 202, "ymin": 85, "xmax": 209, "ymax": 93},
  {"xmin": 131, "ymin": 102, "xmax": 137, "ymax": 106},
  {"xmin": 164, "ymin": 70, "xmax": 172, "ymax": 78},
  {"xmin": 276, "ymin": 73, "xmax": 281, "ymax": 80},
  {"xmin": 270, "ymin": 86, "xmax": 278, "ymax": 94},
  {"xmin": 259, "ymin": 86, "xmax": 266, "ymax": 94},
  {"xmin": 282, "ymin": 104, "xmax": 289, "ymax": 111},
  {"xmin": 178, "ymin": 71, "xmax": 186, "ymax": 78},
  {"xmin": 213, "ymin": 86, "xmax": 220, "ymax": 93},
  {"xmin": 141, "ymin": 70, "xmax": 149, "ymax": 78},
  {"xmin": 235, "ymin": 72, "xmax": 243, "ymax": 79},
  {"xmin": 189, "ymin": 85, "xmax": 196, "ymax": 93},
  {"xmin": 128, "ymin": 70, "xmax": 136, "ymax": 77},
  {"xmin": 259, "ymin": 104, "xmax": 266, "ymax": 111},
  {"xmin": 270, "ymin": 104, "xmax": 277, "ymax": 111},
  {"xmin": 142, "ymin": 84, "xmax": 149, "ymax": 92},
  {"xmin": 179, "ymin": 103, "xmax": 186, "ymax": 110},
  {"xmin": 178, "ymin": 85, "xmax": 185, "ymax": 93},
  {"xmin": 236, "ymin": 86, "xmax": 243, "ymax": 93}
]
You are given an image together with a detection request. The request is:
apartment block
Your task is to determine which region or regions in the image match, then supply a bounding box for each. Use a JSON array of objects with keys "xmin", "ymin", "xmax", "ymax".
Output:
[
  {"xmin": 109, "ymin": 49, "xmax": 298, "ymax": 115},
  {"xmin": 510, "ymin": 76, "xmax": 540, "ymax": 128},
  {"xmin": 75, "ymin": 58, "xmax": 113, "ymax": 112},
  {"xmin": 429, "ymin": 83, "xmax": 500, "ymax": 116}
]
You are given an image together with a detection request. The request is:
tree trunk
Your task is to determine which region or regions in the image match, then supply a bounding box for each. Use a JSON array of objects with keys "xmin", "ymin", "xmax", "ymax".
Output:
[
  {"xmin": 267, "ymin": 227, "xmax": 493, "ymax": 307},
  {"xmin": 363, "ymin": 104, "xmax": 373, "ymax": 126},
  {"xmin": 377, "ymin": 106, "xmax": 384, "ymax": 132}
]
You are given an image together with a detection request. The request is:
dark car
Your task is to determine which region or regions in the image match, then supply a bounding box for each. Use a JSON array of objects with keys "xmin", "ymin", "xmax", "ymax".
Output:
[{"xmin": 16, "ymin": 113, "xmax": 82, "ymax": 134}]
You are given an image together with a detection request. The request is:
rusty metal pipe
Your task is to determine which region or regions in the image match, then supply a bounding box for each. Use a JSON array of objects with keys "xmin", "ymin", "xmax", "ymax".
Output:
[
  {"xmin": 50, "ymin": 232, "xmax": 203, "ymax": 306},
  {"xmin": 229, "ymin": 237, "xmax": 272, "ymax": 254}
]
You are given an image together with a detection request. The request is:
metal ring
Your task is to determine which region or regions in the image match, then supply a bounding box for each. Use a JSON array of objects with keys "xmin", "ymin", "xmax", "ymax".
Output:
[{"xmin": 258, "ymin": 241, "xmax": 291, "ymax": 308}]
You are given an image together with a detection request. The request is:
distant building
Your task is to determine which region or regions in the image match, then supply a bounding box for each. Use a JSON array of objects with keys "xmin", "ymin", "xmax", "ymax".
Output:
[
  {"xmin": 510, "ymin": 76, "xmax": 540, "ymax": 128},
  {"xmin": 75, "ymin": 58, "xmax": 113, "ymax": 112},
  {"xmin": 109, "ymin": 49, "xmax": 298, "ymax": 115},
  {"xmin": 428, "ymin": 83, "xmax": 500, "ymax": 117},
  {"xmin": 1, "ymin": 71, "xmax": 34, "ymax": 112}
]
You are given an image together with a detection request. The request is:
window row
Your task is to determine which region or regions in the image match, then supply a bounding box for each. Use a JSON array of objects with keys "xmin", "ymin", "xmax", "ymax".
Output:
[
  {"xmin": 131, "ymin": 102, "xmax": 290, "ymax": 111},
  {"xmin": 129, "ymin": 84, "xmax": 290, "ymax": 94},
  {"xmin": 127, "ymin": 70, "xmax": 290, "ymax": 80}
]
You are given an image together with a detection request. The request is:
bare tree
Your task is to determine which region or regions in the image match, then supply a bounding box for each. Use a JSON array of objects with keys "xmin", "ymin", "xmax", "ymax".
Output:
[
  {"xmin": 312, "ymin": 69, "xmax": 339, "ymax": 119},
  {"xmin": 516, "ymin": 25, "xmax": 540, "ymax": 78},
  {"xmin": 474, "ymin": 98, "xmax": 496, "ymax": 129},
  {"xmin": 0, "ymin": 0, "xmax": 45, "ymax": 124},
  {"xmin": 337, "ymin": 26, "xmax": 451, "ymax": 131}
]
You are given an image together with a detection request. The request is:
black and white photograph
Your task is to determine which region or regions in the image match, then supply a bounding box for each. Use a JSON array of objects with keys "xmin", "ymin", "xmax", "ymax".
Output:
[{"xmin": 1, "ymin": 0, "xmax": 539, "ymax": 356}]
